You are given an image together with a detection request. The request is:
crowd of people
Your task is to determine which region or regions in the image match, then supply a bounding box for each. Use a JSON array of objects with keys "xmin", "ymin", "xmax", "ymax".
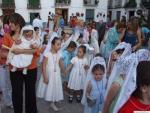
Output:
[{"xmin": 0, "ymin": 12, "xmax": 150, "ymax": 113}]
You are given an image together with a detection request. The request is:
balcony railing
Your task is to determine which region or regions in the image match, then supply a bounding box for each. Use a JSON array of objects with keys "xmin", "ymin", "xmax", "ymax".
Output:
[
  {"xmin": 142, "ymin": 0, "xmax": 150, "ymax": 9},
  {"xmin": 1, "ymin": 2, "xmax": 15, "ymax": 9},
  {"xmin": 55, "ymin": 0, "xmax": 71, "ymax": 6},
  {"xmin": 124, "ymin": 0, "xmax": 137, "ymax": 8},
  {"xmin": 27, "ymin": 4, "xmax": 41, "ymax": 9},
  {"xmin": 83, "ymin": 0, "xmax": 99, "ymax": 6}
]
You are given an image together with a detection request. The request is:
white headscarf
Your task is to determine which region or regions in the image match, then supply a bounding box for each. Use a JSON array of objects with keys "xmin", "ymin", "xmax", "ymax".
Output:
[
  {"xmin": 20, "ymin": 25, "xmax": 35, "ymax": 40},
  {"xmin": 113, "ymin": 49, "xmax": 150, "ymax": 113},
  {"xmin": 43, "ymin": 31, "xmax": 58, "ymax": 55},
  {"xmin": 81, "ymin": 56, "xmax": 107, "ymax": 105},
  {"xmin": 106, "ymin": 42, "xmax": 132, "ymax": 97}
]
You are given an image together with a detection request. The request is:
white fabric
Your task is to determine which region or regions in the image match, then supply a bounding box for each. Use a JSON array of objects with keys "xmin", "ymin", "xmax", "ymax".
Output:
[
  {"xmin": 44, "ymin": 32, "xmax": 58, "ymax": 55},
  {"xmin": 9, "ymin": 25, "xmax": 39, "ymax": 68},
  {"xmin": 68, "ymin": 56, "xmax": 88, "ymax": 90},
  {"xmin": 10, "ymin": 37, "xmax": 33, "ymax": 68},
  {"xmin": 113, "ymin": 49, "xmax": 150, "ymax": 113},
  {"xmin": 37, "ymin": 51, "xmax": 63, "ymax": 102},
  {"xmin": 81, "ymin": 56, "xmax": 107, "ymax": 105},
  {"xmin": 105, "ymin": 42, "xmax": 132, "ymax": 98},
  {"xmin": 32, "ymin": 18, "xmax": 43, "ymax": 29},
  {"xmin": 91, "ymin": 29, "xmax": 98, "ymax": 41}
]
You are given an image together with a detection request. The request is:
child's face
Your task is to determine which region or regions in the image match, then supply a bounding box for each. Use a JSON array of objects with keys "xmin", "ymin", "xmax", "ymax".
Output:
[
  {"xmin": 142, "ymin": 85, "xmax": 150, "ymax": 101},
  {"xmin": 53, "ymin": 40, "xmax": 61, "ymax": 51},
  {"xmin": 77, "ymin": 48, "xmax": 84, "ymax": 58},
  {"xmin": 35, "ymin": 29, "xmax": 39, "ymax": 34},
  {"xmin": 93, "ymin": 69, "xmax": 104, "ymax": 81},
  {"xmin": 24, "ymin": 30, "xmax": 33, "ymax": 41},
  {"xmin": 111, "ymin": 51, "xmax": 122, "ymax": 61}
]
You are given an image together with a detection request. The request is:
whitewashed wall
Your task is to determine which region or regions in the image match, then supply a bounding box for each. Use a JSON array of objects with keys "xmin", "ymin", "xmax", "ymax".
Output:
[{"xmin": 14, "ymin": 0, "xmax": 108, "ymax": 23}]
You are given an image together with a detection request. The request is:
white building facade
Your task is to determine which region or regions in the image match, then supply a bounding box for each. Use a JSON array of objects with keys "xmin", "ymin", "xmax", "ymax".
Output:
[
  {"xmin": 0, "ymin": 0, "xmax": 108, "ymax": 23},
  {"xmin": 107, "ymin": 0, "xmax": 150, "ymax": 21}
]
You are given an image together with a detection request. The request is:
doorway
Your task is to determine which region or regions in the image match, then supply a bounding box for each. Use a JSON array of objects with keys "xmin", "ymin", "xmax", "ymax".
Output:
[{"xmin": 55, "ymin": 8, "xmax": 68, "ymax": 26}]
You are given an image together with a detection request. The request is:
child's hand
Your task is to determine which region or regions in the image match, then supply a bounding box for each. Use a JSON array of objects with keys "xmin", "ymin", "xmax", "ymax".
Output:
[
  {"xmin": 43, "ymin": 76, "xmax": 49, "ymax": 85},
  {"xmin": 84, "ymin": 65, "xmax": 89, "ymax": 70},
  {"xmin": 15, "ymin": 39, "xmax": 22, "ymax": 45},
  {"xmin": 30, "ymin": 43, "xmax": 38, "ymax": 49}
]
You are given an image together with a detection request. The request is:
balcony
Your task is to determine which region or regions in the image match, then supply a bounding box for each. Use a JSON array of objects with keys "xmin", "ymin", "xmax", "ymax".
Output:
[
  {"xmin": 124, "ymin": 0, "xmax": 137, "ymax": 8},
  {"xmin": 83, "ymin": 0, "xmax": 99, "ymax": 6},
  {"xmin": 1, "ymin": 1, "xmax": 15, "ymax": 9},
  {"xmin": 55, "ymin": 0, "xmax": 71, "ymax": 6},
  {"xmin": 142, "ymin": 0, "xmax": 150, "ymax": 9},
  {"xmin": 114, "ymin": 0, "xmax": 122, "ymax": 8},
  {"xmin": 27, "ymin": 4, "xmax": 41, "ymax": 9},
  {"xmin": 27, "ymin": 0, "xmax": 41, "ymax": 9}
]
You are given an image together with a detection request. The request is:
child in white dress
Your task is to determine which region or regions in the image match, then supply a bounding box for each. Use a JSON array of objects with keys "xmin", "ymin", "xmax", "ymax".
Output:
[
  {"xmin": 8, "ymin": 25, "xmax": 40, "ymax": 75},
  {"xmin": 67, "ymin": 45, "xmax": 89, "ymax": 103},
  {"xmin": 37, "ymin": 37, "xmax": 64, "ymax": 112}
]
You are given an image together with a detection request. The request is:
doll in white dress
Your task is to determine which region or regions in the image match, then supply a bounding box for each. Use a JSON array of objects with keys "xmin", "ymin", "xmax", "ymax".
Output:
[
  {"xmin": 37, "ymin": 37, "xmax": 64, "ymax": 112},
  {"xmin": 8, "ymin": 25, "xmax": 40, "ymax": 75},
  {"xmin": 67, "ymin": 45, "xmax": 89, "ymax": 103}
]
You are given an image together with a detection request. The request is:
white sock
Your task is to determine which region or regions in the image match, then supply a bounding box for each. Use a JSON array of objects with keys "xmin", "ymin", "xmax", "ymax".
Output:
[
  {"xmin": 11, "ymin": 67, "xmax": 17, "ymax": 72},
  {"xmin": 23, "ymin": 68, "xmax": 27, "ymax": 75}
]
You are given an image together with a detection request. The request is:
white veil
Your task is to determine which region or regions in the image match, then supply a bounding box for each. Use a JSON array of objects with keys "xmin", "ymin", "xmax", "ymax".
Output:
[
  {"xmin": 81, "ymin": 56, "xmax": 107, "ymax": 105},
  {"xmin": 113, "ymin": 49, "xmax": 150, "ymax": 113},
  {"xmin": 43, "ymin": 32, "xmax": 58, "ymax": 55},
  {"xmin": 105, "ymin": 42, "xmax": 132, "ymax": 98}
]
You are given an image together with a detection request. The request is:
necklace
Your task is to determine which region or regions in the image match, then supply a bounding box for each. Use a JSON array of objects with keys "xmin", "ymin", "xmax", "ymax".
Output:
[
  {"xmin": 78, "ymin": 58, "xmax": 84, "ymax": 76},
  {"xmin": 52, "ymin": 53, "xmax": 58, "ymax": 72}
]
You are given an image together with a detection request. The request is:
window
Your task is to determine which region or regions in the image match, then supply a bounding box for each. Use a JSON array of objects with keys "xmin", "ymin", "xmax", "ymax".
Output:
[
  {"xmin": 86, "ymin": 9, "xmax": 94, "ymax": 22},
  {"xmin": 28, "ymin": 0, "xmax": 41, "ymax": 9}
]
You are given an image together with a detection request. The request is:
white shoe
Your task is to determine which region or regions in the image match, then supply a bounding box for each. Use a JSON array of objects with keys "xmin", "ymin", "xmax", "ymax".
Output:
[
  {"xmin": 23, "ymin": 69, "xmax": 27, "ymax": 75},
  {"xmin": 11, "ymin": 67, "xmax": 17, "ymax": 72},
  {"xmin": 50, "ymin": 103, "xmax": 59, "ymax": 112}
]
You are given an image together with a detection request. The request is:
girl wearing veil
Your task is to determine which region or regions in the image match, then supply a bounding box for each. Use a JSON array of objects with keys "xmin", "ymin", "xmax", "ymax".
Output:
[
  {"xmin": 103, "ymin": 42, "xmax": 132, "ymax": 113},
  {"xmin": 118, "ymin": 61, "xmax": 150, "ymax": 113},
  {"xmin": 82, "ymin": 55, "xmax": 107, "ymax": 113},
  {"xmin": 111, "ymin": 49, "xmax": 150, "ymax": 113}
]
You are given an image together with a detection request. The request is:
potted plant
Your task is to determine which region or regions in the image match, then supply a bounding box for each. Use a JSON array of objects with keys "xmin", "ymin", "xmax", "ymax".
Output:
[{"xmin": 95, "ymin": 0, "xmax": 99, "ymax": 5}]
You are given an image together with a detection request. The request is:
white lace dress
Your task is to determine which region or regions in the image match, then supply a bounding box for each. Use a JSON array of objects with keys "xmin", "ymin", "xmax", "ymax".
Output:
[
  {"xmin": 68, "ymin": 56, "xmax": 88, "ymax": 90},
  {"xmin": 37, "ymin": 51, "xmax": 64, "ymax": 102}
]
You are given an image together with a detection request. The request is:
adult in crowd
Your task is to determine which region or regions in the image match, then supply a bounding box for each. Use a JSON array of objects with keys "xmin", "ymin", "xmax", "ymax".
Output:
[{"xmin": 2, "ymin": 13, "xmax": 39, "ymax": 113}]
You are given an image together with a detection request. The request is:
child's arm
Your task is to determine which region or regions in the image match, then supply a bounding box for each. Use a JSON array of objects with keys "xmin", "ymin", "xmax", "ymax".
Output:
[
  {"xmin": 102, "ymin": 82, "xmax": 120, "ymax": 113},
  {"xmin": 42, "ymin": 56, "xmax": 49, "ymax": 84},
  {"xmin": 86, "ymin": 81, "xmax": 92, "ymax": 97},
  {"xmin": 66, "ymin": 63, "xmax": 73, "ymax": 75},
  {"xmin": 59, "ymin": 59, "xmax": 66, "ymax": 75}
]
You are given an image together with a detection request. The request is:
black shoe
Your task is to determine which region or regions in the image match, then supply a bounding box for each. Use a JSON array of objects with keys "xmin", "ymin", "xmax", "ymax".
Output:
[
  {"xmin": 68, "ymin": 95, "xmax": 73, "ymax": 103},
  {"xmin": 76, "ymin": 95, "xmax": 81, "ymax": 103}
]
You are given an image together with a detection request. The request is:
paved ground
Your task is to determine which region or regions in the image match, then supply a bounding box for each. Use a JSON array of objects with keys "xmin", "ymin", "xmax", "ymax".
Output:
[{"xmin": 1, "ymin": 66, "xmax": 84, "ymax": 113}]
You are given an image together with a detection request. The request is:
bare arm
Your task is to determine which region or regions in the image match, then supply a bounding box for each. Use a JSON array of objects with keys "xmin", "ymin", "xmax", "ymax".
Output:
[
  {"xmin": 119, "ymin": 29, "xmax": 126, "ymax": 43},
  {"xmin": 66, "ymin": 63, "xmax": 73, "ymax": 74},
  {"xmin": 42, "ymin": 56, "xmax": 49, "ymax": 84},
  {"xmin": 59, "ymin": 59, "xmax": 66, "ymax": 75},
  {"xmin": 86, "ymin": 81, "xmax": 92, "ymax": 97},
  {"xmin": 133, "ymin": 28, "xmax": 142, "ymax": 51},
  {"xmin": 103, "ymin": 82, "xmax": 120, "ymax": 113}
]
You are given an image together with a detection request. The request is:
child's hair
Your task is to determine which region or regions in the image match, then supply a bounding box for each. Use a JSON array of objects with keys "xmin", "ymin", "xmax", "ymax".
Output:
[
  {"xmin": 78, "ymin": 45, "xmax": 86, "ymax": 54},
  {"xmin": 115, "ymin": 48, "xmax": 125, "ymax": 54},
  {"xmin": 23, "ymin": 30, "xmax": 33, "ymax": 35},
  {"xmin": 92, "ymin": 64, "xmax": 105, "ymax": 74},
  {"xmin": 34, "ymin": 27, "xmax": 39, "ymax": 31},
  {"xmin": 132, "ymin": 61, "xmax": 150, "ymax": 99},
  {"xmin": 51, "ymin": 37, "xmax": 60, "ymax": 45},
  {"xmin": 95, "ymin": 53, "xmax": 102, "ymax": 57},
  {"xmin": 67, "ymin": 41, "xmax": 77, "ymax": 49},
  {"xmin": 79, "ymin": 33, "xmax": 83, "ymax": 39},
  {"xmin": 43, "ymin": 34, "xmax": 48, "ymax": 45}
]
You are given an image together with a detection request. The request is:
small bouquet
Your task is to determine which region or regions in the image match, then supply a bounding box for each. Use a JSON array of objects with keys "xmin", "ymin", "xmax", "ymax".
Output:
[{"xmin": 87, "ymin": 96, "xmax": 96, "ymax": 107}]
